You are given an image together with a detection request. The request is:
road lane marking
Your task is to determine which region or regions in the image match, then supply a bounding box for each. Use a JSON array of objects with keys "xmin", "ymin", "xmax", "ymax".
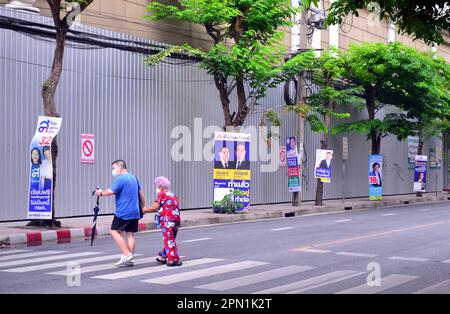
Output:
[
  {"xmin": 142, "ymin": 261, "xmax": 268, "ymax": 285},
  {"xmin": 0, "ymin": 249, "xmax": 31, "ymax": 256},
  {"xmin": 290, "ymin": 220, "xmax": 448, "ymax": 252},
  {"xmin": 381, "ymin": 213, "xmax": 396, "ymax": 217},
  {"xmin": 336, "ymin": 252, "xmax": 378, "ymax": 258},
  {"xmin": 196, "ymin": 265, "xmax": 314, "ymax": 291},
  {"xmin": 253, "ymin": 270, "xmax": 364, "ymax": 294},
  {"xmin": 389, "ymin": 256, "xmax": 429, "ymax": 262},
  {"xmin": 182, "ymin": 238, "xmax": 212, "ymax": 243},
  {"xmin": 414, "ymin": 280, "xmax": 450, "ymax": 294},
  {"xmin": 92, "ymin": 258, "xmax": 223, "ymax": 280},
  {"xmin": 334, "ymin": 219, "xmax": 352, "ymax": 223},
  {"xmin": 420, "ymin": 208, "xmax": 432, "ymax": 212},
  {"xmin": 0, "ymin": 252, "xmax": 101, "ymax": 268},
  {"xmin": 0, "ymin": 250, "xmax": 66, "ymax": 261},
  {"xmin": 296, "ymin": 248, "xmax": 332, "ymax": 254},
  {"xmin": 270, "ymin": 227, "xmax": 294, "ymax": 231},
  {"xmin": 47, "ymin": 256, "xmax": 156, "ymax": 276},
  {"xmin": 335, "ymin": 274, "xmax": 417, "ymax": 294}
]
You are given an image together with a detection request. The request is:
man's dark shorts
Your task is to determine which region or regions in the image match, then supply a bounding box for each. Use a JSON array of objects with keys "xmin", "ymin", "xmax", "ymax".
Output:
[{"xmin": 111, "ymin": 215, "xmax": 139, "ymax": 232}]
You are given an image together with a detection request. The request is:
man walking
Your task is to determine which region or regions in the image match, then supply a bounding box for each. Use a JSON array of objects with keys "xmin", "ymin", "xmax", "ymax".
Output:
[{"xmin": 95, "ymin": 160, "xmax": 146, "ymax": 267}]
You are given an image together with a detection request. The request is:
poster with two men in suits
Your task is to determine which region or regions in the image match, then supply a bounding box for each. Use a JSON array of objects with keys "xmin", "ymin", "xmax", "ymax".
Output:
[{"xmin": 213, "ymin": 132, "xmax": 251, "ymax": 211}]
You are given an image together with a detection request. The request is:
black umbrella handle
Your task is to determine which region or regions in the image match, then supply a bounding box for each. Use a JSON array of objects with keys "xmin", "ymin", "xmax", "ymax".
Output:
[{"xmin": 92, "ymin": 187, "xmax": 100, "ymax": 206}]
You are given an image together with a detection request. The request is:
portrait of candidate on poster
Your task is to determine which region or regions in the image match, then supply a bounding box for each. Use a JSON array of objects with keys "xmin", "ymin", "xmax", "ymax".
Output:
[
  {"xmin": 286, "ymin": 136, "xmax": 298, "ymax": 158},
  {"xmin": 314, "ymin": 149, "xmax": 333, "ymax": 181},
  {"xmin": 214, "ymin": 143, "xmax": 234, "ymax": 169},
  {"xmin": 369, "ymin": 161, "xmax": 382, "ymax": 187}
]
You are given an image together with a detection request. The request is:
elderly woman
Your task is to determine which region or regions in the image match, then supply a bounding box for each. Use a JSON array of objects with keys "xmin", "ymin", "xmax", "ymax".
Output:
[{"xmin": 143, "ymin": 176, "xmax": 182, "ymax": 266}]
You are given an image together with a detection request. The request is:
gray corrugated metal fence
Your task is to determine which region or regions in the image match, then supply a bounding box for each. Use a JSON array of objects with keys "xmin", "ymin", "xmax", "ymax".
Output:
[{"xmin": 0, "ymin": 7, "xmax": 443, "ymax": 221}]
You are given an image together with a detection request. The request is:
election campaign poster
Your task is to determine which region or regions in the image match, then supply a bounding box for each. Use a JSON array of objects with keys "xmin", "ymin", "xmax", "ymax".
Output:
[
  {"xmin": 213, "ymin": 132, "xmax": 251, "ymax": 211},
  {"xmin": 414, "ymin": 155, "xmax": 428, "ymax": 192},
  {"xmin": 28, "ymin": 116, "xmax": 62, "ymax": 220},
  {"xmin": 368, "ymin": 154, "xmax": 383, "ymax": 200},
  {"xmin": 315, "ymin": 149, "xmax": 333, "ymax": 183},
  {"xmin": 286, "ymin": 137, "xmax": 301, "ymax": 192}
]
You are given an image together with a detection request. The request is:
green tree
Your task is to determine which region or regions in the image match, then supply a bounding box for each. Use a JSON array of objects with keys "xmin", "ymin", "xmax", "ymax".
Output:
[
  {"xmin": 287, "ymin": 48, "xmax": 359, "ymax": 205},
  {"xmin": 29, "ymin": 0, "xmax": 94, "ymax": 228},
  {"xmin": 332, "ymin": 42, "xmax": 422, "ymax": 154},
  {"xmin": 385, "ymin": 51, "xmax": 450, "ymax": 155},
  {"xmin": 323, "ymin": 0, "xmax": 450, "ymax": 46},
  {"xmin": 144, "ymin": 0, "xmax": 315, "ymax": 128}
]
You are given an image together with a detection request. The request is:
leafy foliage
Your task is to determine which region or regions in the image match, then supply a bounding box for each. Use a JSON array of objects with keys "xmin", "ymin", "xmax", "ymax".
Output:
[
  {"xmin": 145, "ymin": 0, "xmax": 314, "ymax": 127},
  {"xmin": 323, "ymin": 0, "xmax": 450, "ymax": 46}
]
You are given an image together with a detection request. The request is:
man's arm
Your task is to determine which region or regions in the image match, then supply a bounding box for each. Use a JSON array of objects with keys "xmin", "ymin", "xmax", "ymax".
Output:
[
  {"xmin": 139, "ymin": 189, "xmax": 146, "ymax": 209},
  {"xmin": 95, "ymin": 188, "xmax": 114, "ymax": 197}
]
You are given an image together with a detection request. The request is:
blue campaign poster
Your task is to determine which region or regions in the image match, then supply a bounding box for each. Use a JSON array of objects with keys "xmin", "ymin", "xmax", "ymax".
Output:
[
  {"xmin": 368, "ymin": 155, "xmax": 383, "ymax": 200},
  {"xmin": 28, "ymin": 116, "xmax": 62, "ymax": 220},
  {"xmin": 414, "ymin": 155, "xmax": 428, "ymax": 192}
]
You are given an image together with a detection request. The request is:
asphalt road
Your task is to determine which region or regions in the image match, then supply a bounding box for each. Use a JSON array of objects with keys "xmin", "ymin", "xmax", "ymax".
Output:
[{"xmin": 1, "ymin": 201, "xmax": 450, "ymax": 294}]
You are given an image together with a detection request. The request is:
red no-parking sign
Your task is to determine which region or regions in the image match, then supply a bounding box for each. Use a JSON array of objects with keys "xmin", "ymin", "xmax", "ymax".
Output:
[{"xmin": 80, "ymin": 133, "xmax": 95, "ymax": 163}]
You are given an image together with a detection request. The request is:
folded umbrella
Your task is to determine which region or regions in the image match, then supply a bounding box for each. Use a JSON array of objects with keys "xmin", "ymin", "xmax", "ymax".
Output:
[{"xmin": 90, "ymin": 188, "xmax": 100, "ymax": 246}]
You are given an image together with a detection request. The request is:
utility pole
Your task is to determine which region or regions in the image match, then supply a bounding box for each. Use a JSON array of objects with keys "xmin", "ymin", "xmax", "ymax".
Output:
[{"xmin": 292, "ymin": 7, "xmax": 311, "ymax": 206}]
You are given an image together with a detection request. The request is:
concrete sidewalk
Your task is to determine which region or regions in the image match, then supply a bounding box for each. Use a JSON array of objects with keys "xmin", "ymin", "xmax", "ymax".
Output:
[{"xmin": 1, "ymin": 193, "xmax": 449, "ymax": 247}]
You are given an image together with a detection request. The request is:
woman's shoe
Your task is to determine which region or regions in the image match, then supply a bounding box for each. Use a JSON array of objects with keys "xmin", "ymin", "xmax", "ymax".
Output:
[
  {"xmin": 166, "ymin": 260, "xmax": 182, "ymax": 267},
  {"xmin": 156, "ymin": 256, "xmax": 167, "ymax": 264}
]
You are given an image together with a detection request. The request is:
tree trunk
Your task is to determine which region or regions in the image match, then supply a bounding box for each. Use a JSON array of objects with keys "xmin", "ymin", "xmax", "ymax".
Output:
[
  {"xmin": 371, "ymin": 134, "xmax": 381, "ymax": 155},
  {"xmin": 232, "ymin": 77, "xmax": 249, "ymax": 127},
  {"xmin": 315, "ymin": 74, "xmax": 332, "ymax": 206},
  {"xmin": 417, "ymin": 127, "xmax": 424, "ymax": 155},
  {"xmin": 214, "ymin": 75, "xmax": 233, "ymax": 128},
  {"xmin": 28, "ymin": 25, "xmax": 67, "ymax": 228}
]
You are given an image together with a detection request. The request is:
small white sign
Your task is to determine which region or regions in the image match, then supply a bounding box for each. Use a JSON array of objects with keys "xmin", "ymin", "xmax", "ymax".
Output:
[
  {"xmin": 342, "ymin": 137, "xmax": 348, "ymax": 160},
  {"xmin": 80, "ymin": 134, "xmax": 95, "ymax": 164}
]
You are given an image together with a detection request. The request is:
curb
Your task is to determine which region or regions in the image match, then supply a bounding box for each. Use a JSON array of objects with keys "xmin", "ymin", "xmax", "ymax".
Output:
[{"xmin": 0, "ymin": 195, "xmax": 448, "ymax": 247}]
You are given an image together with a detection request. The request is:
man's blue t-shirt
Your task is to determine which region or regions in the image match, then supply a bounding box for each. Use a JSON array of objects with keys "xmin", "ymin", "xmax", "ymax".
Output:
[{"xmin": 110, "ymin": 172, "xmax": 141, "ymax": 220}]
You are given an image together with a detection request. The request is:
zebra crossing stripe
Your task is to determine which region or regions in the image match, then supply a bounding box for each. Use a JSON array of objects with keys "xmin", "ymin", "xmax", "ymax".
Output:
[
  {"xmin": 335, "ymin": 274, "xmax": 417, "ymax": 294},
  {"xmin": 0, "ymin": 249, "xmax": 31, "ymax": 256},
  {"xmin": 253, "ymin": 270, "xmax": 363, "ymax": 294},
  {"xmin": 92, "ymin": 258, "xmax": 223, "ymax": 280},
  {"xmin": 413, "ymin": 280, "xmax": 450, "ymax": 294},
  {"xmin": 196, "ymin": 265, "xmax": 315, "ymax": 291},
  {"xmin": 46, "ymin": 256, "xmax": 156, "ymax": 276},
  {"xmin": 0, "ymin": 252, "xmax": 101, "ymax": 268},
  {"xmin": 0, "ymin": 250, "xmax": 66, "ymax": 261},
  {"xmin": 2, "ymin": 254, "xmax": 124, "ymax": 273},
  {"xmin": 142, "ymin": 261, "xmax": 268, "ymax": 285}
]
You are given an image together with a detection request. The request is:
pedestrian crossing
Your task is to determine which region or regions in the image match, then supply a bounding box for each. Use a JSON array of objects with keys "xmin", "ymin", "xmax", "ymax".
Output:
[{"xmin": 1, "ymin": 248, "xmax": 450, "ymax": 294}]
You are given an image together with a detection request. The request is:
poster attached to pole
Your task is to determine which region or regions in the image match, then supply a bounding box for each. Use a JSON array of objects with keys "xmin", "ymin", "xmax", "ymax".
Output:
[
  {"xmin": 28, "ymin": 116, "xmax": 62, "ymax": 220},
  {"xmin": 414, "ymin": 155, "xmax": 428, "ymax": 192},
  {"xmin": 286, "ymin": 137, "xmax": 301, "ymax": 192},
  {"xmin": 315, "ymin": 149, "xmax": 333, "ymax": 183},
  {"xmin": 368, "ymin": 154, "xmax": 383, "ymax": 200},
  {"xmin": 213, "ymin": 132, "xmax": 251, "ymax": 212}
]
